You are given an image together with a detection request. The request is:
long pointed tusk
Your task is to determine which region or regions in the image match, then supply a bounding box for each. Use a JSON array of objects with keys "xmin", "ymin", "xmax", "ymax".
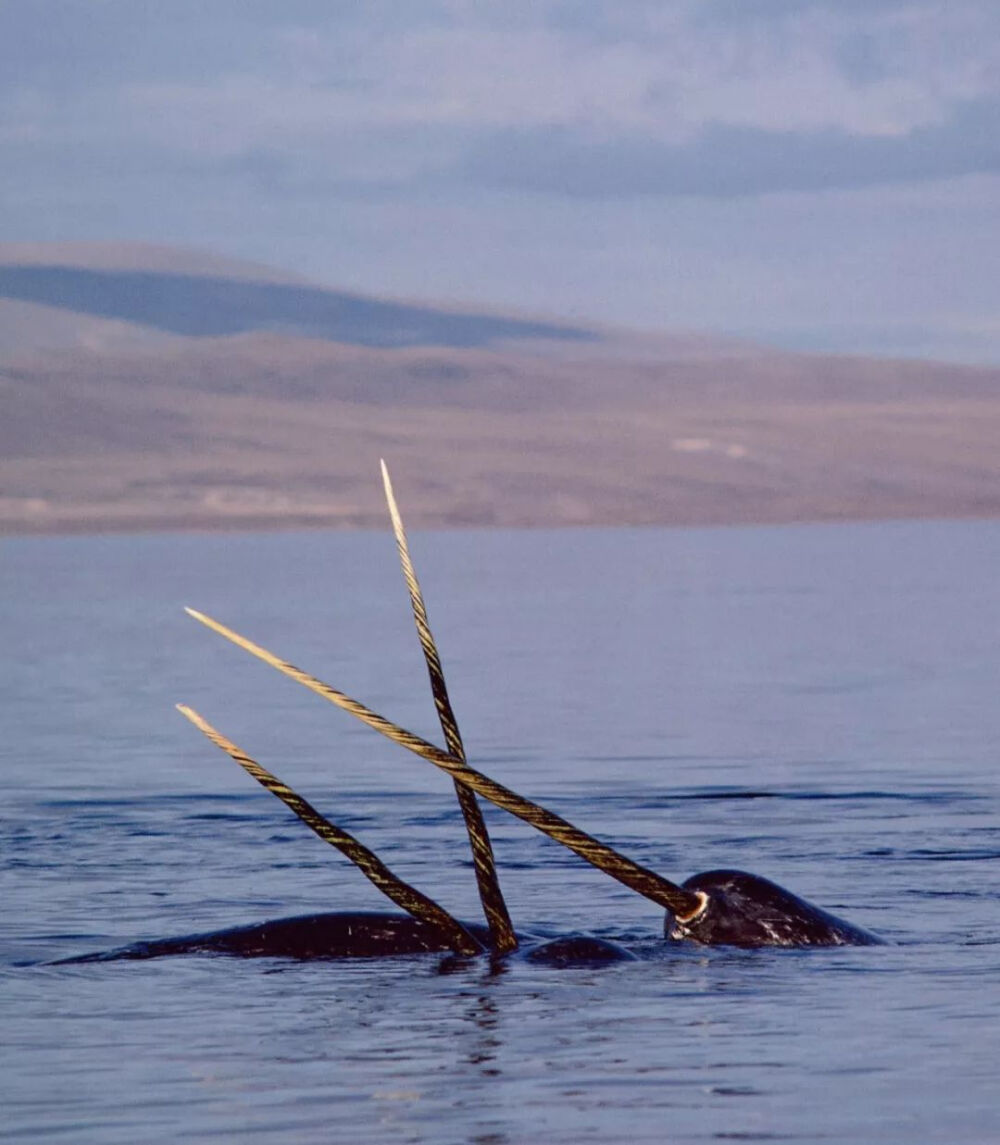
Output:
[
  {"xmin": 183, "ymin": 608, "xmax": 702, "ymax": 918},
  {"xmin": 381, "ymin": 460, "xmax": 518, "ymax": 954},
  {"xmin": 175, "ymin": 704, "xmax": 483, "ymax": 957}
]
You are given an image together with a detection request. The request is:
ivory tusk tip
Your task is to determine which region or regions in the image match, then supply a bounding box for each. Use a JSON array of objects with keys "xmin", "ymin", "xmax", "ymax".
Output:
[
  {"xmin": 380, "ymin": 461, "xmax": 396, "ymax": 498},
  {"xmin": 176, "ymin": 703, "xmax": 200, "ymax": 730}
]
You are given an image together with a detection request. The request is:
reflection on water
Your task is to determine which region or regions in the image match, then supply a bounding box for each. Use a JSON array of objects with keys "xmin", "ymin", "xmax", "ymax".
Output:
[{"xmin": 2, "ymin": 519, "xmax": 1000, "ymax": 1143}]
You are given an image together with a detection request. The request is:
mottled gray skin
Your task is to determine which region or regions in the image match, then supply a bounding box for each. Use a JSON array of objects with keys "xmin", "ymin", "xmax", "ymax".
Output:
[
  {"xmin": 55, "ymin": 872, "xmax": 881, "ymax": 964},
  {"xmin": 666, "ymin": 870, "xmax": 882, "ymax": 947},
  {"xmin": 56, "ymin": 912, "xmax": 484, "ymax": 962},
  {"xmin": 55, "ymin": 912, "xmax": 635, "ymax": 965}
]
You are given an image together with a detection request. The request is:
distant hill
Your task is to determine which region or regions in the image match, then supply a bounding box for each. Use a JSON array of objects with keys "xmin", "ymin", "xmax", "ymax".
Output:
[
  {"xmin": 3, "ymin": 241, "xmax": 1000, "ymax": 535},
  {"xmin": 0, "ymin": 265, "xmax": 596, "ymax": 349},
  {"xmin": 0, "ymin": 239, "xmax": 597, "ymax": 355}
]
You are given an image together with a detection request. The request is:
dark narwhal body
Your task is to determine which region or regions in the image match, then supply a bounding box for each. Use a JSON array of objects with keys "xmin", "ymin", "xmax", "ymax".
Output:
[
  {"xmin": 58, "ymin": 912, "xmax": 485, "ymax": 963},
  {"xmin": 60, "ymin": 870, "xmax": 880, "ymax": 964},
  {"xmin": 58, "ymin": 913, "xmax": 636, "ymax": 965},
  {"xmin": 60, "ymin": 865, "xmax": 880, "ymax": 964},
  {"xmin": 59, "ymin": 466, "xmax": 882, "ymax": 966}
]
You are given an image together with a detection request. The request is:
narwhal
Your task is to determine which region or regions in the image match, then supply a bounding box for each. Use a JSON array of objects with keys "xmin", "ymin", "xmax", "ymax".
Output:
[{"xmin": 60, "ymin": 464, "xmax": 880, "ymax": 964}]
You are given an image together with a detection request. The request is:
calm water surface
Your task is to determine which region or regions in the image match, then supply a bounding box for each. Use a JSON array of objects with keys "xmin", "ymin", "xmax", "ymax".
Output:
[{"xmin": 2, "ymin": 520, "xmax": 999, "ymax": 1143}]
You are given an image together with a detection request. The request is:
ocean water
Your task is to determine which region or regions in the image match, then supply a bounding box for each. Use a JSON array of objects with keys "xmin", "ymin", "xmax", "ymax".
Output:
[{"xmin": 2, "ymin": 519, "xmax": 999, "ymax": 1143}]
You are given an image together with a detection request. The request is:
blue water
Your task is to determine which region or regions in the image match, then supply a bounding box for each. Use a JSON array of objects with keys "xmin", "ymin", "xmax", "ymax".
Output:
[{"xmin": 2, "ymin": 520, "xmax": 999, "ymax": 1143}]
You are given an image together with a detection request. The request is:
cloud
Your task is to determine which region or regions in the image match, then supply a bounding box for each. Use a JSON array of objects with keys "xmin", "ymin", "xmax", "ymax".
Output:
[
  {"xmin": 4, "ymin": 1, "xmax": 998, "ymax": 147},
  {"xmin": 4, "ymin": 0, "xmax": 994, "ymax": 209},
  {"xmin": 459, "ymin": 97, "xmax": 1000, "ymax": 198},
  {"xmin": 1, "ymin": 1, "xmax": 999, "ymax": 363}
]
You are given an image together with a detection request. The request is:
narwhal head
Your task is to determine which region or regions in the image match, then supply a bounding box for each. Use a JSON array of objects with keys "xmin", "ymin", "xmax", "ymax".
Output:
[{"xmin": 664, "ymin": 869, "xmax": 882, "ymax": 948}]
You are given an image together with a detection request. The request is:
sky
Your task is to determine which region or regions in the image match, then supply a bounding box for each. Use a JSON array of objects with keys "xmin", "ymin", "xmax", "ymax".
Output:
[{"xmin": 1, "ymin": 0, "xmax": 999, "ymax": 363}]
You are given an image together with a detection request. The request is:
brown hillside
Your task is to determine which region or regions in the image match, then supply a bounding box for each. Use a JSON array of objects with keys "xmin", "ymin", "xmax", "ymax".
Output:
[{"xmin": 3, "ymin": 243, "xmax": 1000, "ymax": 535}]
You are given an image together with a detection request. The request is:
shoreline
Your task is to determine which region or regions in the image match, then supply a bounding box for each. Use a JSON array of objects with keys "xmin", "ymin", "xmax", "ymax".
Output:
[{"xmin": 5, "ymin": 503, "xmax": 1000, "ymax": 540}]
